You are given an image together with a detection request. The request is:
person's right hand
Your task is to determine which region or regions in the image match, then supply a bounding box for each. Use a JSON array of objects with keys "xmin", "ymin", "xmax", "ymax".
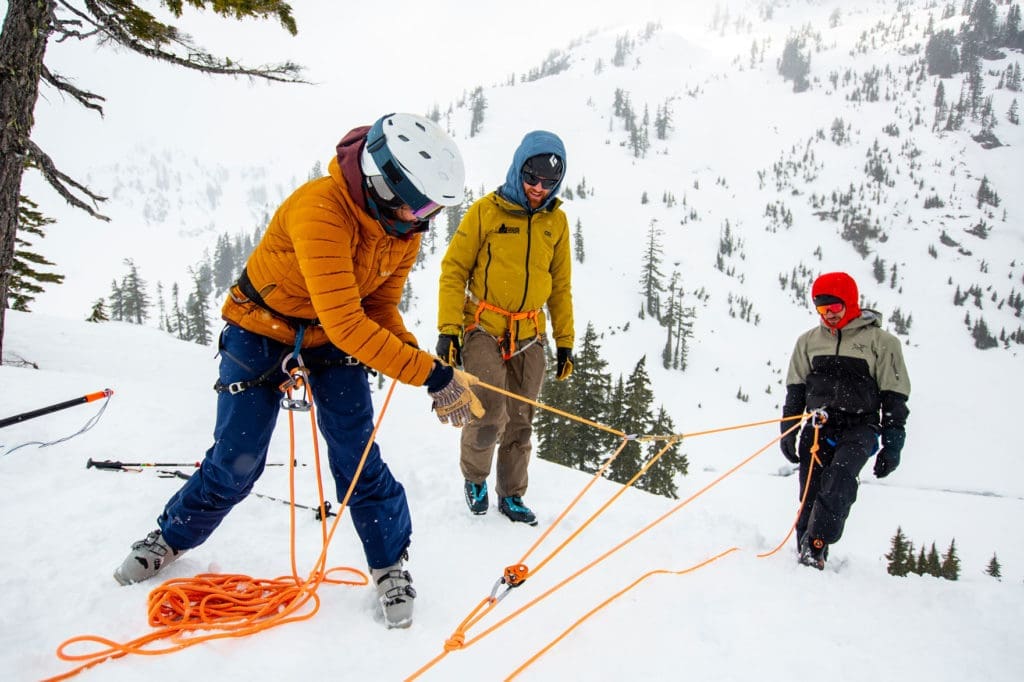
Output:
[
  {"xmin": 436, "ymin": 334, "xmax": 462, "ymax": 367},
  {"xmin": 780, "ymin": 432, "xmax": 799, "ymax": 464}
]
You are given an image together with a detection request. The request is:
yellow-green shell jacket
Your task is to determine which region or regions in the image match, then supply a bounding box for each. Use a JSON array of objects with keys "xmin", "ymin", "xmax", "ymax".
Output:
[
  {"xmin": 438, "ymin": 191, "xmax": 574, "ymax": 347},
  {"xmin": 221, "ymin": 155, "xmax": 435, "ymax": 386}
]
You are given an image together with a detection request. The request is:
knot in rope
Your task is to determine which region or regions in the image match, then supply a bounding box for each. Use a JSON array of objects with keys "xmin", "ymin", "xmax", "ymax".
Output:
[{"xmin": 444, "ymin": 633, "xmax": 466, "ymax": 651}]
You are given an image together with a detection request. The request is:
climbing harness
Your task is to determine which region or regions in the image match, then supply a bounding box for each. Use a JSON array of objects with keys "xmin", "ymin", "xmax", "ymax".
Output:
[{"xmin": 466, "ymin": 294, "xmax": 543, "ymax": 360}]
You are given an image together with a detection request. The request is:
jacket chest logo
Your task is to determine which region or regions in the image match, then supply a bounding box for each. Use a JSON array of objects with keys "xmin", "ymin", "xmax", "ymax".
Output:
[{"xmin": 497, "ymin": 224, "xmax": 521, "ymax": 234}]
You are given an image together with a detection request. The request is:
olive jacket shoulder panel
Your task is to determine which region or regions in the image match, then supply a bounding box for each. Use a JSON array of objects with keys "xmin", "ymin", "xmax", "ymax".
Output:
[
  {"xmin": 221, "ymin": 155, "xmax": 434, "ymax": 386},
  {"xmin": 785, "ymin": 310, "xmax": 911, "ymax": 417},
  {"xmin": 437, "ymin": 191, "xmax": 574, "ymax": 347}
]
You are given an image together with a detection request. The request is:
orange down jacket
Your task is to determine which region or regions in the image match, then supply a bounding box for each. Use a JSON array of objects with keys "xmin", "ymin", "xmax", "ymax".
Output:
[{"xmin": 221, "ymin": 154, "xmax": 435, "ymax": 387}]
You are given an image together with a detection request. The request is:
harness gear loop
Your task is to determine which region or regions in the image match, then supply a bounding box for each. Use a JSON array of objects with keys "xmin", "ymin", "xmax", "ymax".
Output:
[{"xmin": 467, "ymin": 296, "xmax": 542, "ymax": 361}]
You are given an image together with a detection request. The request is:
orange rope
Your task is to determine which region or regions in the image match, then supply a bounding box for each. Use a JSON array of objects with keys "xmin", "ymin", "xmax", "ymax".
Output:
[
  {"xmin": 46, "ymin": 377, "xmax": 399, "ymax": 681},
  {"xmin": 506, "ymin": 547, "xmax": 742, "ymax": 680},
  {"xmin": 757, "ymin": 416, "xmax": 823, "ymax": 558},
  {"xmin": 407, "ymin": 414, "xmax": 803, "ymax": 681}
]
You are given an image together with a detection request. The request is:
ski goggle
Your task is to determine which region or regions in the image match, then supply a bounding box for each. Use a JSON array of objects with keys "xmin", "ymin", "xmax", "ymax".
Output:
[
  {"xmin": 367, "ymin": 174, "xmax": 443, "ymax": 221},
  {"xmin": 521, "ymin": 169, "xmax": 559, "ymax": 190},
  {"xmin": 816, "ymin": 302, "xmax": 845, "ymax": 315}
]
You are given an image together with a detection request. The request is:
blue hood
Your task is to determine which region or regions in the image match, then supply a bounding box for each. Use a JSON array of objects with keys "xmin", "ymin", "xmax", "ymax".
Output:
[{"xmin": 498, "ymin": 130, "xmax": 567, "ymax": 212}]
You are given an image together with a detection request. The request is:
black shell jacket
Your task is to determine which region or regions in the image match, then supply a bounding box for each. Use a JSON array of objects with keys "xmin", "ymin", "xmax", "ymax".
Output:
[{"xmin": 783, "ymin": 310, "xmax": 911, "ymax": 430}]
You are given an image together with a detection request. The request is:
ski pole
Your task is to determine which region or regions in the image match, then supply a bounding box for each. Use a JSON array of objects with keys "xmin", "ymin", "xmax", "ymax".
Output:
[
  {"xmin": 86, "ymin": 458, "xmax": 301, "ymax": 470},
  {"xmin": 157, "ymin": 469, "xmax": 335, "ymax": 519},
  {"xmin": 0, "ymin": 389, "xmax": 113, "ymax": 429}
]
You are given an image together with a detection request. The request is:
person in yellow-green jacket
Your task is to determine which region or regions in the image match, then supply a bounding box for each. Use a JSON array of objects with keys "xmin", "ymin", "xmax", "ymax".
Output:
[{"xmin": 436, "ymin": 131, "xmax": 575, "ymax": 526}]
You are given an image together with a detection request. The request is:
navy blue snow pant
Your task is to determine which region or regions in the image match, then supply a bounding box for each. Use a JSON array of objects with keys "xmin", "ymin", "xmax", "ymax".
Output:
[
  {"xmin": 795, "ymin": 421, "xmax": 878, "ymax": 546},
  {"xmin": 158, "ymin": 324, "xmax": 412, "ymax": 570}
]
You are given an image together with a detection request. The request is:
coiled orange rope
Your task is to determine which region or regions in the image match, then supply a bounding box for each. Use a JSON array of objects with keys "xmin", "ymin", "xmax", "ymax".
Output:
[{"xmin": 45, "ymin": 375, "xmax": 398, "ymax": 681}]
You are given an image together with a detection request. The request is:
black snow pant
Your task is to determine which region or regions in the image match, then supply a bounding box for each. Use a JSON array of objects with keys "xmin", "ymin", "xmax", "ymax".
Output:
[{"xmin": 795, "ymin": 421, "xmax": 878, "ymax": 546}]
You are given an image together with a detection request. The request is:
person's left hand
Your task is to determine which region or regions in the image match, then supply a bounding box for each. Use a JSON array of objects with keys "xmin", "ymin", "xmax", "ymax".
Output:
[
  {"xmin": 556, "ymin": 347, "xmax": 574, "ymax": 381},
  {"xmin": 873, "ymin": 447, "xmax": 900, "ymax": 478},
  {"xmin": 874, "ymin": 427, "xmax": 905, "ymax": 478}
]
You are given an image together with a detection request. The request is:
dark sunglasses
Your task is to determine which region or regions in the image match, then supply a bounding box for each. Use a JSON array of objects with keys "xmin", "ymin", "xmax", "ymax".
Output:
[
  {"xmin": 521, "ymin": 169, "xmax": 559, "ymax": 190},
  {"xmin": 816, "ymin": 302, "xmax": 845, "ymax": 315}
]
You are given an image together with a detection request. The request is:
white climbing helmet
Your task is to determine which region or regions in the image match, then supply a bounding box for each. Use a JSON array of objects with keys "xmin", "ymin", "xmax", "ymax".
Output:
[{"xmin": 360, "ymin": 113, "xmax": 465, "ymax": 220}]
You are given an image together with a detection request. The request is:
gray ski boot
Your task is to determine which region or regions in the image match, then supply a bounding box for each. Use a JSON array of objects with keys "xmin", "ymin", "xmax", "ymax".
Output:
[
  {"xmin": 114, "ymin": 529, "xmax": 185, "ymax": 585},
  {"xmin": 371, "ymin": 557, "xmax": 416, "ymax": 628}
]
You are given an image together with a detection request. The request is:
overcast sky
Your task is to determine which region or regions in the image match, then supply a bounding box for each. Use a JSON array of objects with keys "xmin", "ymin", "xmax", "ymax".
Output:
[{"xmin": 22, "ymin": 0, "xmax": 711, "ymax": 172}]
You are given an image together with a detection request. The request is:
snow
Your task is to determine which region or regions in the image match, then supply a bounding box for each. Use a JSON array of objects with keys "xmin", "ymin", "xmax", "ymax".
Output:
[
  {"xmin": 2, "ymin": 0, "xmax": 1024, "ymax": 680},
  {"xmin": 2, "ymin": 311, "xmax": 1022, "ymax": 681}
]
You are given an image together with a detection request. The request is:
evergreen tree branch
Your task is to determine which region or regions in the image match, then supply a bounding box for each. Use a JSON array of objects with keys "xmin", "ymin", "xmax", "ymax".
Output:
[
  {"xmin": 25, "ymin": 140, "xmax": 110, "ymax": 221},
  {"xmin": 41, "ymin": 65, "xmax": 106, "ymax": 114},
  {"xmin": 80, "ymin": 0, "xmax": 305, "ymax": 83}
]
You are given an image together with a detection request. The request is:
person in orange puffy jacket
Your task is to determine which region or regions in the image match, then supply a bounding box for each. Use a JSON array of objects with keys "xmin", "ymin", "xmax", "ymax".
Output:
[{"xmin": 114, "ymin": 113, "xmax": 481, "ymax": 629}]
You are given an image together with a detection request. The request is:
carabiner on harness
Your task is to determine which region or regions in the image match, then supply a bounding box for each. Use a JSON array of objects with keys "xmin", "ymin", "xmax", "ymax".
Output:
[{"xmin": 279, "ymin": 338, "xmax": 312, "ymax": 411}]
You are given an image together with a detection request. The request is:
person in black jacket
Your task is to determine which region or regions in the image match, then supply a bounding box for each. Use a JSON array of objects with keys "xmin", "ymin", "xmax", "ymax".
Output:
[{"xmin": 781, "ymin": 272, "xmax": 911, "ymax": 569}]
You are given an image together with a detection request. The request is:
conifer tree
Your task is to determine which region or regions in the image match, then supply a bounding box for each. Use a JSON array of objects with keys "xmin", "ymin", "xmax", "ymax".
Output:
[
  {"xmin": 119, "ymin": 258, "xmax": 151, "ymax": 325},
  {"xmin": 212, "ymin": 233, "xmax": 237, "ymax": 294},
  {"xmin": 185, "ymin": 265, "xmax": 213, "ymax": 345},
  {"xmin": 985, "ymin": 552, "xmax": 1001, "ymax": 579},
  {"xmin": 912, "ymin": 545, "xmax": 927, "ymax": 575},
  {"xmin": 567, "ymin": 323, "xmax": 616, "ymax": 472},
  {"xmin": 469, "ymin": 87, "xmax": 488, "ymax": 137},
  {"xmin": 885, "ymin": 526, "xmax": 914, "ymax": 576},
  {"xmin": 573, "ymin": 219, "xmax": 585, "ymax": 264},
  {"xmin": 637, "ymin": 406, "xmax": 686, "ymax": 498},
  {"xmin": 537, "ymin": 323, "xmax": 614, "ymax": 474},
  {"xmin": 108, "ymin": 279, "xmax": 125, "ymax": 322},
  {"xmin": 85, "ymin": 299, "xmax": 108, "ymax": 323},
  {"xmin": 926, "ymin": 542, "xmax": 943, "ymax": 577},
  {"xmin": 940, "ymin": 539, "xmax": 961, "ymax": 580},
  {"xmin": 778, "ymin": 36, "xmax": 811, "ymax": 92},
  {"xmin": 608, "ymin": 357, "xmax": 655, "ymax": 488},
  {"xmin": 169, "ymin": 283, "xmax": 187, "ymax": 341},
  {"xmin": 639, "ymin": 219, "xmax": 665, "ymax": 319},
  {"xmin": 8, "ymin": 196, "xmax": 64, "ymax": 311}
]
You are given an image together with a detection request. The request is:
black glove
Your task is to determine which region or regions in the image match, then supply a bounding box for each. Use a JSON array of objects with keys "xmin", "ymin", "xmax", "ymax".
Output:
[
  {"xmin": 873, "ymin": 427, "xmax": 905, "ymax": 478},
  {"xmin": 436, "ymin": 334, "xmax": 462, "ymax": 367},
  {"xmin": 556, "ymin": 347, "xmax": 574, "ymax": 381},
  {"xmin": 780, "ymin": 432, "xmax": 799, "ymax": 464}
]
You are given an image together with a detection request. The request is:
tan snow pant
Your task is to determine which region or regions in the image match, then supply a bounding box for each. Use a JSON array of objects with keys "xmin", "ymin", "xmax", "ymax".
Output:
[{"xmin": 459, "ymin": 329, "xmax": 547, "ymax": 498}]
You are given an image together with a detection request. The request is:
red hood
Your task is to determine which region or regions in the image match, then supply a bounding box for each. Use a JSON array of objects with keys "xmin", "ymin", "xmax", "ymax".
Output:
[{"xmin": 812, "ymin": 271, "xmax": 861, "ymax": 329}]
